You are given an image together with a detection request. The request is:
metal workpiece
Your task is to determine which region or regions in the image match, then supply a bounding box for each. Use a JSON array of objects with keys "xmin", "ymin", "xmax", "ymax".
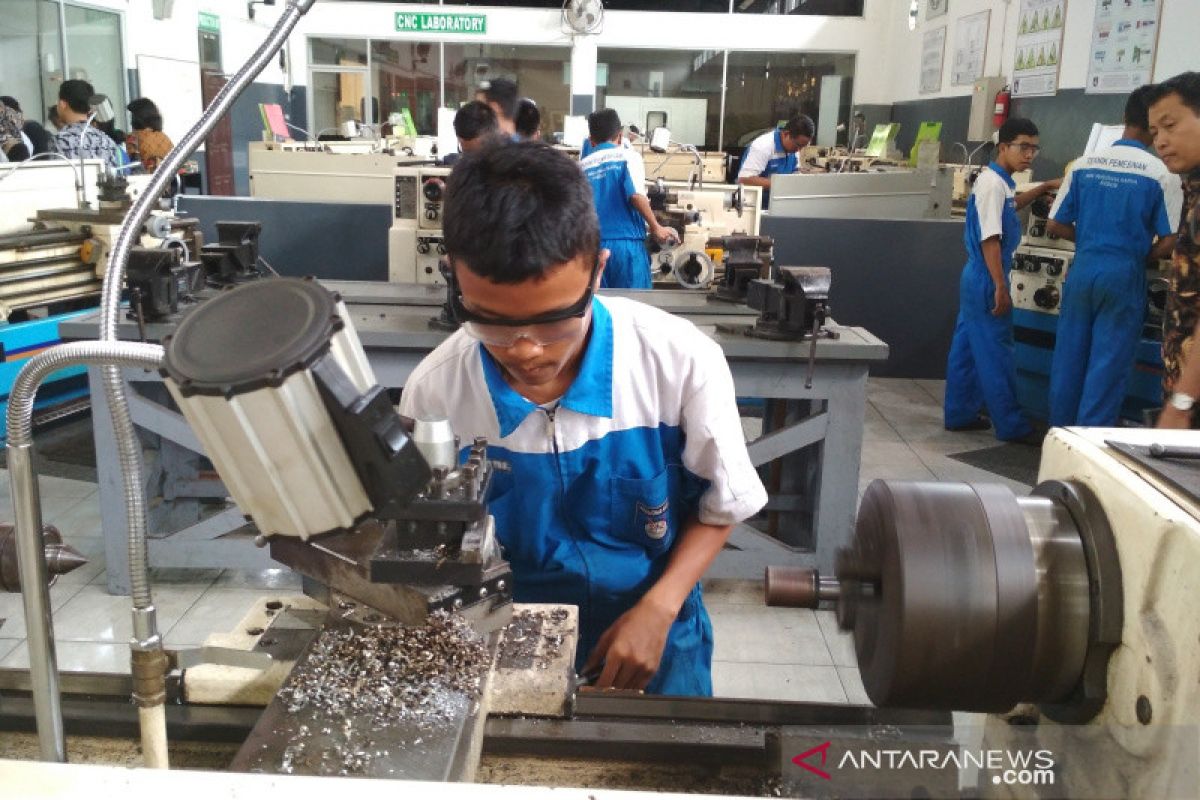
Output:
[
  {"xmin": 762, "ymin": 565, "xmax": 840, "ymax": 608},
  {"xmin": 0, "ymin": 524, "xmax": 87, "ymax": 592},
  {"xmin": 413, "ymin": 417, "xmax": 458, "ymax": 470},
  {"xmin": 809, "ymin": 478, "xmax": 1117, "ymax": 717},
  {"xmin": 230, "ymin": 612, "xmax": 496, "ymax": 781}
]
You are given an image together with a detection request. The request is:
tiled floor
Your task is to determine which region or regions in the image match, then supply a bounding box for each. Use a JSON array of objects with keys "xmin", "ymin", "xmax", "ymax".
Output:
[{"xmin": 0, "ymin": 378, "xmax": 1032, "ymax": 707}]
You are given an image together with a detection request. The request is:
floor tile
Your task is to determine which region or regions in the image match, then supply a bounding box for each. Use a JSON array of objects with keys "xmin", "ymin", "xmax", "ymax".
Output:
[
  {"xmin": 49, "ymin": 498, "xmax": 104, "ymax": 539},
  {"xmin": 49, "ymin": 583, "xmax": 207, "ymax": 643},
  {"xmin": 815, "ymin": 610, "xmax": 856, "ymax": 668},
  {"xmin": 837, "ymin": 665, "xmax": 871, "ymax": 705},
  {"xmin": 0, "ymin": 637, "xmax": 22, "ymax": 662},
  {"xmin": 701, "ymin": 578, "xmax": 762, "ymax": 606},
  {"xmin": 1, "ymin": 640, "xmax": 131, "ymax": 674},
  {"xmin": 164, "ymin": 587, "xmax": 302, "ymax": 647},
  {"xmin": 914, "ymin": 379, "xmax": 947, "ymax": 404},
  {"xmin": 713, "ymin": 661, "xmax": 847, "ymax": 703},
  {"xmin": 867, "ymin": 378, "xmax": 932, "ymax": 405},
  {"xmin": 709, "ymin": 605, "xmax": 831, "ymax": 666},
  {"xmin": 212, "ymin": 568, "xmax": 303, "ymax": 590},
  {"xmin": 0, "ymin": 579, "xmax": 91, "ymax": 638},
  {"xmin": 36, "ymin": 475, "xmax": 98, "ymax": 500},
  {"xmin": 863, "ymin": 403, "xmax": 903, "ymax": 443}
]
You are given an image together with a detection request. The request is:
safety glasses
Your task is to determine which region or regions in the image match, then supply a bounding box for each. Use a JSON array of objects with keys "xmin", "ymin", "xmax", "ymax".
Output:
[{"xmin": 449, "ymin": 258, "xmax": 600, "ymax": 348}]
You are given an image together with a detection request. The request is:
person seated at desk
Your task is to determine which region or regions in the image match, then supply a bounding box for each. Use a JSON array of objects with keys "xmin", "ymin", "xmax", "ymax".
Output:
[
  {"xmin": 399, "ymin": 141, "xmax": 767, "ymax": 695},
  {"xmin": 736, "ymin": 114, "xmax": 814, "ymax": 207}
]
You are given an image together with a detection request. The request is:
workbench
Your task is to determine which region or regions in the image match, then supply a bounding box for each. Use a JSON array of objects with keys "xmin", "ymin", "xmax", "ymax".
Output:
[{"xmin": 59, "ymin": 282, "xmax": 888, "ymax": 595}]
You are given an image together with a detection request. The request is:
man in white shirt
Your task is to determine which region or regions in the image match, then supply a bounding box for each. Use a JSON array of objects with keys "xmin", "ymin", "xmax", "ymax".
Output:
[{"xmin": 737, "ymin": 113, "xmax": 814, "ymax": 206}]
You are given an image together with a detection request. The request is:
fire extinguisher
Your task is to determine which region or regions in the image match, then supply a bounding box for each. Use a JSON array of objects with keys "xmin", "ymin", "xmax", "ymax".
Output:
[{"xmin": 993, "ymin": 85, "xmax": 1012, "ymax": 129}]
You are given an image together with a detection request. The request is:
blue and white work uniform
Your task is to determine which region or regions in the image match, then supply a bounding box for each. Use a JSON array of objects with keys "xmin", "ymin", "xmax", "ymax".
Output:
[
  {"xmin": 1047, "ymin": 140, "xmax": 1182, "ymax": 427},
  {"xmin": 737, "ymin": 129, "xmax": 798, "ymax": 208},
  {"xmin": 581, "ymin": 142, "xmax": 653, "ymax": 289},
  {"xmin": 943, "ymin": 162, "xmax": 1032, "ymax": 441},
  {"xmin": 399, "ymin": 296, "xmax": 768, "ymax": 695}
]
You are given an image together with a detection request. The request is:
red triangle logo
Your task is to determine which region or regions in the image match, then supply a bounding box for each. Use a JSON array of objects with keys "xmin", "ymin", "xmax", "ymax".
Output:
[{"xmin": 792, "ymin": 741, "xmax": 833, "ymax": 780}]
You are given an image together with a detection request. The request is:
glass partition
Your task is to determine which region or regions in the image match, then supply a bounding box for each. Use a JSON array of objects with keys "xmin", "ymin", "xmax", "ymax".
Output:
[
  {"xmin": 442, "ymin": 43, "xmax": 571, "ymax": 139},
  {"xmin": 722, "ymin": 51, "xmax": 855, "ymax": 150},
  {"xmin": 596, "ymin": 47, "xmax": 725, "ymax": 149}
]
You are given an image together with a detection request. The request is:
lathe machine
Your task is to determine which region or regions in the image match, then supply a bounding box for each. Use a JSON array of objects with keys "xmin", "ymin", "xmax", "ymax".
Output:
[{"xmin": 1009, "ymin": 194, "xmax": 1166, "ymax": 423}]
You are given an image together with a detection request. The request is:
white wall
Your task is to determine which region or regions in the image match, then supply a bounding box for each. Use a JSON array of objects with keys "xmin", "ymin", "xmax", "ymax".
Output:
[
  {"xmin": 885, "ymin": 0, "xmax": 1199, "ymax": 105},
  {"xmin": 287, "ymin": 1, "xmax": 900, "ymax": 105}
]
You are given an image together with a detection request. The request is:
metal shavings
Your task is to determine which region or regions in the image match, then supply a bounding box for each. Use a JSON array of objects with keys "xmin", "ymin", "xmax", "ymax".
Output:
[
  {"xmin": 498, "ymin": 608, "xmax": 566, "ymax": 670},
  {"xmin": 273, "ymin": 610, "xmax": 488, "ymax": 776}
]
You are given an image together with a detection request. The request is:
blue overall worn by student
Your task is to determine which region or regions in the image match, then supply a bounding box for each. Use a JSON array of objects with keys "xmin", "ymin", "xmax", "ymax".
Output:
[
  {"xmin": 943, "ymin": 161, "xmax": 1033, "ymax": 441},
  {"xmin": 1047, "ymin": 133, "xmax": 1181, "ymax": 426}
]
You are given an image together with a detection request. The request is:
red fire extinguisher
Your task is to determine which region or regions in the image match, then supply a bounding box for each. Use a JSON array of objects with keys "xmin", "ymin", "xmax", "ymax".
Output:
[{"xmin": 993, "ymin": 85, "xmax": 1012, "ymax": 129}]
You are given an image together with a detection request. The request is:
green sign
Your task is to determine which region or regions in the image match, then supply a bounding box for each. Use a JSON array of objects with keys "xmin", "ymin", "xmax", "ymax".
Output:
[
  {"xmin": 394, "ymin": 12, "xmax": 486, "ymax": 35},
  {"xmin": 198, "ymin": 11, "xmax": 220, "ymax": 33}
]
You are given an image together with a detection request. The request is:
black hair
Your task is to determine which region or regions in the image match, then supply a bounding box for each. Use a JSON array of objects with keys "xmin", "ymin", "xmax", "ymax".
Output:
[
  {"xmin": 515, "ymin": 98, "xmax": 541, "ymax": 139},
  {"xmin": 454, "ymin": 100, "xmax": 497, "ymax": 141},
  {"xmin": 588, "ymin": 108, "xmax": 622, "ymax": 143},
  {"xmin": 1148, "ymin": 72, "xmax": 1200, "ymax": 118},
  {"xmin": 783, "ymin": 113, "xmax": 815, "ymax": 140},
  {"xmin": 477, "ymin": 77, "xmax": 519, "ymax": 121},
  {"xmin": 1124, "ymin": 85, "xmax": 1155, "ymax": 130},
  {"xmin": 127, "ymin": 97, "xmax": 163, "ymax": 132},
  {"xmin": 0, "ymin": 96, "xmax": 20, "ymax": 113},
  {"xmin": 998, "ymin": 117, "xmax": 1039, "ymax": 144},
  {"xmin": 444, "ymin": 141, "xmax": 600, "ymax": 284},
  {"xmin": 59, "ymin": 79, "xmax": 94, "ymax": 115}
]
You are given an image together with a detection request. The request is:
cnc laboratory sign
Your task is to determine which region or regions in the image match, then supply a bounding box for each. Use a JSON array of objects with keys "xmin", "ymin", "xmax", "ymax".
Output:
[{"xmin": 394, "ymin": 12, "xmax": 487, "ymax": 35}]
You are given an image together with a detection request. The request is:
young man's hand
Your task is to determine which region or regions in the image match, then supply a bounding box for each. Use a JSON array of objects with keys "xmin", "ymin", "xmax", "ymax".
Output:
[
  {"xmin": 652, "ymin": 225, "xmax": 680, "ymax": 246},
  {"xmin": 583, "ymin": 597, "xmax": 676, "ymax": 691},
  {"xmin": 1040, "ymin": 177, "xmax": 1063, "ymax": 193},
  {"xmin": 993, "ymin": 286, "xmax": 1012, "ymax": 316}
]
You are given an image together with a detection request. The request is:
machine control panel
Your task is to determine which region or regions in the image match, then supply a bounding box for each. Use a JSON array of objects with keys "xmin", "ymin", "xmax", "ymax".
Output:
[{"xmin": 1011, "ymin": 245, "xmax": 1073, "ymax": 314}]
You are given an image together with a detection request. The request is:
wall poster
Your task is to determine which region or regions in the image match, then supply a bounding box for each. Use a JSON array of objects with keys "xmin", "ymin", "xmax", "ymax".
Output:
[
  {"xmin": 921, "ymin": 26, "xmax": 947, "ymax": 95},
  {"xmin": 952, "ymin": 10, "xmax": 990, "ymax": 86},
  {"xmin": 1086, "ymin": 0, "xmax": 1163, "ymax": 94},
  {"xmin": 1012, "ymin": 0, "xmax": 1068, "ymax": 97}
]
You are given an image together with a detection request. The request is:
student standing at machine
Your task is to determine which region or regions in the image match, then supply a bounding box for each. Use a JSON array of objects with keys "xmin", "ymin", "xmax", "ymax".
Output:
[
  {"xmin": 400, "ymin": 142, "xmax": 767, "ymax": 694},
  {"xmin": 475, "ymin": 78, "xmax": 519, "ymax": 138},
  {"xmin": 1148, "ymin": 73, "xmax": 1200, "ymax": 429},
  {"xmin": 580, "ymin": 108, "xmax": 678, "ymax": 289},
  {"xmin": 1046, "ymin": 86, "xmax": 1181, "ymax": 428},
  {"xmin": 943, "ymin": 118, "xmax": 1060, "ymax": 444},
  {"xmin": 736, "ymin": 114, "xmax": 814, "ymax": 206}
]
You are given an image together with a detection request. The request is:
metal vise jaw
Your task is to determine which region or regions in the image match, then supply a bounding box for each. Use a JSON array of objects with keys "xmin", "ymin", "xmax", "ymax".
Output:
[
  {"xmin": 746, "ymin": 265, "xmax": 836, "ymax": 342},
  {"xmin": 710, "ymin": 234, "xmax": 774, "ymax": 303}
]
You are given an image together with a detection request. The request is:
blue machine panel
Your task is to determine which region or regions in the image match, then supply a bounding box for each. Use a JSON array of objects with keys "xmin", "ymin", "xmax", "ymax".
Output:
[{"xmin": 0, "ymin": 309, "xmax": 95, "ymax": 440}]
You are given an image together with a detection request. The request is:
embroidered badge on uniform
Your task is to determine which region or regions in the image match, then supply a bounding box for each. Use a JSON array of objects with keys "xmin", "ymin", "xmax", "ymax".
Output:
[
  {"xmin": 644, "ymin": 520, "xmax": 668, "ymax": 539},
  {"xmin": 636, "ymin": 500, "xmax": 669, "ymax": 539}
]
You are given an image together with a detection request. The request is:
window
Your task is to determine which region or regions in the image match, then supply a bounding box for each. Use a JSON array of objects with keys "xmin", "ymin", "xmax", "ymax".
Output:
[
  {"xmin": 596, "ymin": 48, "xmax": 725, "ymax": 149},
  {"xmin": 0, "ymin": 0, "xmax": 125, "ymax": 131},
  {"xmin": 372, "ymin": 41, "xmax": 440, "ymax": 134},
  {"xmin": 443, "ymin": 43, "xmax": 570, "ymax": 139},
  {"xmin": 309, "ymin": 37, "xmax": 371, "ymax": 133},
  {"xmin": 723, "ymin": 51, "xmax": 854, "ymax": 150},
  {"xmin": 735, "ymin": 0, "xmax": 863, "ymax": 13}
]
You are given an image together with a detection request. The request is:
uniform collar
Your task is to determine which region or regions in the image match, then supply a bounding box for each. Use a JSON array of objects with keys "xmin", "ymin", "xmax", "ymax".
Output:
[
  {"xmin": 1113, "ymin": 138, "xmax": 1151, "ymax": 152},
  {"xmin": 987, "ymin": 161, "xmax": 1016, "ymax": 188},
  {"xmin": 592, "ymin": 141, "xmax": 618, "ymax": 153},
  {"xmin": 773, "ymin": 128, "xmax": 785, "ymax": 152},
  {"xmin": 478, "ymin": 297, "xmax": 614, "ymax": 438}
]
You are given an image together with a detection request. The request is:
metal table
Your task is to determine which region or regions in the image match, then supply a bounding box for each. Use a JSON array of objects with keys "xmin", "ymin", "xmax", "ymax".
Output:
[{"xmin": 59, "ymin": 283, "xmax": 887, "ymax": 595}]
